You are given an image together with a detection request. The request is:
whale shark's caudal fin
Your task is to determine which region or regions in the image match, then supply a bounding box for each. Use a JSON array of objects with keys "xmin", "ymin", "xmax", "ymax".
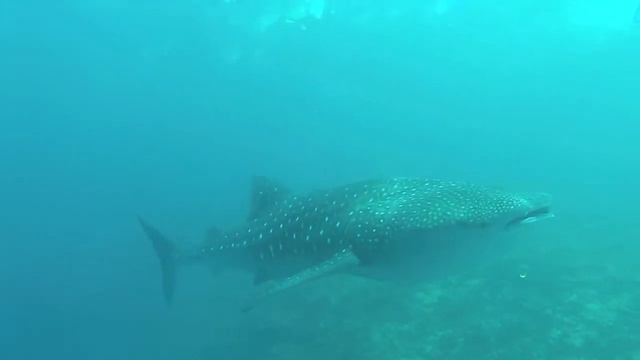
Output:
[{"xmin": 137, "ymin": 217, "xmax": 178, "ymax": 304}]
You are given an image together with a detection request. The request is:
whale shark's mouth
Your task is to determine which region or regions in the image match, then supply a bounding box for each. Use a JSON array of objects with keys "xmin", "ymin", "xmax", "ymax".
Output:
[{"xmin": 506, "ymin": 206, "xmax": 553, "ymax": 228}]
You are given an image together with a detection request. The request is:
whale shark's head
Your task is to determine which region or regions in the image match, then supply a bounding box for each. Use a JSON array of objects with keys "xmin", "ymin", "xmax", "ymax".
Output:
[
  {"xmin": 359, "ymin": 179, "xmax": 553, "ymax": 234},
  {"xmin": 503, "ymin": 192, "xmax": 553, "ymax": 229}
]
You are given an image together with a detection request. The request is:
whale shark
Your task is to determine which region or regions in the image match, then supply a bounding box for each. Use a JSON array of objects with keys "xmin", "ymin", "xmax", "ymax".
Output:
[{"xmin": 139, "ymin": 177, "xmax": 552, "ymax": 309}]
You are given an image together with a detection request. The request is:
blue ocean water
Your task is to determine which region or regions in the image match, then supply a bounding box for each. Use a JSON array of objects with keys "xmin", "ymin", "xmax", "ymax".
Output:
[{"xmin": 2, "ymin": 1, "xmax": 640, "ymax": 359}]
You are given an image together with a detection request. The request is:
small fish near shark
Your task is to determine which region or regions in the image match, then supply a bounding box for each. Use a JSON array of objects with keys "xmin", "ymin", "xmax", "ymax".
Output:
[{"xmin": 138, "ymin": 177, "xmax": 553, "ymax": 311}]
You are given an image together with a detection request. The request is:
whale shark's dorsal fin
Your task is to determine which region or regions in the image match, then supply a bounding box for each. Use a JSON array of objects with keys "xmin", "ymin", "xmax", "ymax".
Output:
[
  {"xmin": 204, "ymin": 226, "xmax": 222, "ymax": 245},
  {"xmin": 249, "ymin": 176, "xmax": 290, "ymax": 220}
]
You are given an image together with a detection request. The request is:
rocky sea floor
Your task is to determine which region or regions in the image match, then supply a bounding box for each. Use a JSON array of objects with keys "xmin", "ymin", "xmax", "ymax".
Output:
[
  {"xmin": 195, "ymin": 223, "xmax": 640, "ymax": 360},
  {"xmin": 199, "ymin": 252, "xmax": 639, "ymax": 359}
]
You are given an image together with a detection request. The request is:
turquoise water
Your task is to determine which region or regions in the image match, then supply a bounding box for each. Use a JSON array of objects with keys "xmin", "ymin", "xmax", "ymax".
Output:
[{"xmin": 2, "ymin": 1, "xmax": 640, "ymax": 359}]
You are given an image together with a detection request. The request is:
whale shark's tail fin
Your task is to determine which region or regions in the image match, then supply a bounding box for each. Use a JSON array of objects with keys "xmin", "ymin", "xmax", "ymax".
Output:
[{"xmin": 137, "ymin": 217, "xmax": 178, "ymax": 304}]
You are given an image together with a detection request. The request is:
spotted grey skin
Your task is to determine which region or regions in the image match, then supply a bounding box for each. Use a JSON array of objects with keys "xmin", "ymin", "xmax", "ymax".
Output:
[{"xmin": 138, "ymin": 177, "xmax": 552, "ymax": 305}]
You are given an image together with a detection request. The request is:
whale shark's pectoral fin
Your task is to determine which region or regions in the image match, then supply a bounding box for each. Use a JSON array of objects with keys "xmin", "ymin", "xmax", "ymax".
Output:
[{"xmin": 242, "ymin": 249, "xmax": 360, "ymax": 312}]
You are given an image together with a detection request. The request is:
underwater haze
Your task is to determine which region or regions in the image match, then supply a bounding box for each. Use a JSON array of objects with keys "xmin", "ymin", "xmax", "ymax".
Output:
[{"xmin": 2, "ymin": 0, "xmax": 640, "ymax": 359}]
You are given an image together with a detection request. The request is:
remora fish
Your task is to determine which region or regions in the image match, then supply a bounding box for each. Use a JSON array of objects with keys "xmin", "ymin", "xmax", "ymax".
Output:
[{"xmin": 139, "ymin": 177, "xmax": 552, "ymax": 309}]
